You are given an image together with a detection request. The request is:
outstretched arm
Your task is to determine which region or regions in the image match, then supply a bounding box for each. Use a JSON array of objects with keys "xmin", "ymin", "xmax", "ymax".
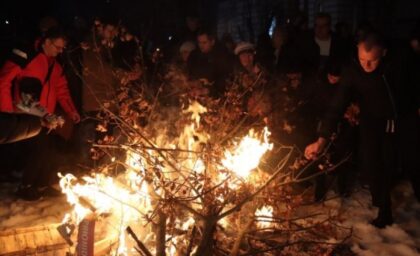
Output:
[
  {"xmin": 54, "ymin": 67, "xmax": 80, "ymax": 123},
  {"xmin": 0, "ymin": 113, "xmax": 42, "ymax": 144},
  {"xmin": 305, "ymin": 67, "xmax": 354, "ymax": 159}
]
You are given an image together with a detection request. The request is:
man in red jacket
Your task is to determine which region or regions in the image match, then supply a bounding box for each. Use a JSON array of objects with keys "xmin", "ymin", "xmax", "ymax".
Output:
[
  {"xmin": 0, "ymin": 28, "xmax": 80, "ymax": 200},
  {"xmin": 0, "ymin": 30, "xmax": 80, "ymax": 122}
]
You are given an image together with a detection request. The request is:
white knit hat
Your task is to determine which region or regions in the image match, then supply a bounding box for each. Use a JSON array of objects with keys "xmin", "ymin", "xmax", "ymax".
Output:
[
  {"xmin": 179, "ymin": 41, "xmax": 196, "ymax": 53},
  {"xmin": 234, "ymin": 42, "xmax": 255, "ymax": 55}
]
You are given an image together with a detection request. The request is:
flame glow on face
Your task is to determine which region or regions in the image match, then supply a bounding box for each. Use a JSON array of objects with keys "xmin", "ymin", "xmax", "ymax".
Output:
[
  {"xmin": 255, "ymin": 205, "xmax": 274, "ymax": 229},
  {"xmin": 222, "ymin": 127, "xmax": 273, "ymax": 178}
]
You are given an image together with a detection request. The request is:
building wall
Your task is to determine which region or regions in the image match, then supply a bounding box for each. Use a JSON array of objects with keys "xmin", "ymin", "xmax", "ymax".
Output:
[
  {"xmin": 304, "ymin": 0, "xmax": 357, "ymax": 28},
  {"xmin": 217, "ymin": 0, "xmax": 275, "ymax": 42},
  {"xmin": 217, "ymin": 0, "xmax": 420, "ymax": 41}
]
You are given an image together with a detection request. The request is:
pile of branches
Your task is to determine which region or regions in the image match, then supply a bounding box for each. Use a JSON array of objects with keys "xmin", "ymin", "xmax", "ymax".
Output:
[{"xmin": 70, "ymin": 59, "xmax": 352, "ymax": 256}]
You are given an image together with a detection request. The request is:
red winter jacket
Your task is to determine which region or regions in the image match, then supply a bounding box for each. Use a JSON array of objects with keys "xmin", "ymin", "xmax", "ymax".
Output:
[{"xmin": 0, "ymin": 52, "xmax": 78, "ymax": 117}]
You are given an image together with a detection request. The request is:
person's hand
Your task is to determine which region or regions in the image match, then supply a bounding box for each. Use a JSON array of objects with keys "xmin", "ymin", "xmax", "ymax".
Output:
[
  {"xmin": 41, "ymin": 116, "xmax": 54, "ymax": 130},
  {"xmin": 304, "ymin": 137, "xmax": 327, "ymax": 160},
  {"xmin": 41, "ymin": 114, "xmax": 64, "ymax": 130},
  {"xmin": 344, "ymin": 103, "xmax": 360, "ymax": 126},
  {"xmin": 70, "ymin": 112, "xmax": 81, "ymax": 123}
]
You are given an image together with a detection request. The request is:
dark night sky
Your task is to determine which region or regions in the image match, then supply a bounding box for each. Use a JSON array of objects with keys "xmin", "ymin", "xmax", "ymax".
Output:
[
  {"xmin": 0, "ymin": 0, "xmax": 419, "ymax": 43},
  {"xmin": 0, "ymin": 0, "xmax": 221, "ymax": 41},
  {"xmin": 0, "ymin": 0, "xmax": 218, "ymax": 27}
]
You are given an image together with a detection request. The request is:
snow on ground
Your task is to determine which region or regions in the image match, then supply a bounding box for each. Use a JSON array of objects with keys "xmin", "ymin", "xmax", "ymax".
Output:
[
  {"xmin": 0, "ymin": 181, "xmax": 419, "ymax": 255},
  {"xmin": 0, "ymin": 183, "xmax": 70, "ymax": 230},
  {"xmin": 323, "ymin": 181, "xmax": 420, "ymax": 256}
]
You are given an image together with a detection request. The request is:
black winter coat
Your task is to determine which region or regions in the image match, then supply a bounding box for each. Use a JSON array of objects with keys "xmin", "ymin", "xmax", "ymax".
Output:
[
  {"xmin": 187, "ymin": 44, "xmax": 234, "ymax": 97},
  {"xmin": 319, "ymin": 53, "xmax": 419, "ymax": 138},
  {"xmin": 0, "ymin": 113, "xmax": 41, "ymax": 144}
]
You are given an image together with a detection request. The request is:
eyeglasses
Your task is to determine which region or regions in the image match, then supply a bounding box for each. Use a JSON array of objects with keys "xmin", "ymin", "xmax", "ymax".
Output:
[{"xmin": 52, "ymin": 42, "xmax": 66, "ymax": 51}]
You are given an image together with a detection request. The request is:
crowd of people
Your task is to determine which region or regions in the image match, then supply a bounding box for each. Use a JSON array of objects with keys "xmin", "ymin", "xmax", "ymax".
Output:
[{"xmin": 0, "ymin": 12, "xmax": 419, "ymax": 229}]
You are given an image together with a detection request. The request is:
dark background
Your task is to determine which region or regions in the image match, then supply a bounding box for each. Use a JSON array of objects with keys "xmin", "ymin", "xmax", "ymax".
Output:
[{"xmin": 0, "ymin": 0, "xmax": 419, "ymax": 54}]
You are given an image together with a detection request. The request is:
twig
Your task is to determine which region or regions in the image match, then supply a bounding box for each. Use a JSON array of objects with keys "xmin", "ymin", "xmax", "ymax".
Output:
[
  {"xmin": 126, "ymin": 226, "xmax": 153, "ymax": 256},
  {"xmin": 185, "ymin": 226, "xmax": 197, "ymax": 256}
]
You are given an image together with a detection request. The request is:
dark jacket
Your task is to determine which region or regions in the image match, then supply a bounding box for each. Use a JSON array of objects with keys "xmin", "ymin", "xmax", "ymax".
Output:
[
  {"xmin": 113, "ymin": 39, "xmax": 140, "ymax": 71},
  {"xmin": 309, "ymin": 32, "xmax": 351, "ymax": 72},
  {"xmin": 187, "ymin": 43, "xmax": 234, "ymax": 97},
  {"xmin": 0, "ymin": 113, "xmax": 41, "ymax": 144},
  {"xmin": 308, "ymin": 74, "xmax": 341, "ymax": 122},
  {"xmin": 319, "ymin": 52, "xmax": 419, "ymax": 138},
  {"xmin": 270, "ymin": 75, "xmax": 318, "ymax": 148}
]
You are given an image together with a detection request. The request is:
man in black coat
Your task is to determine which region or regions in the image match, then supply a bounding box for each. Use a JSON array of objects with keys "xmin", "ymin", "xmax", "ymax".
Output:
[
  {"xmin": 312, "ymin": 13, "xmax": 351, "ymax": 73},
  {"xmin": 308, "ymin": 61, "xmax": 359, "ymax": 201},
  {"xmin": 305, "ymin": 32, "xmax": 420, "ymax": 228},
  {"xmin": 187, "ymin": 28, "xmax": 233, "ymax": 98}
]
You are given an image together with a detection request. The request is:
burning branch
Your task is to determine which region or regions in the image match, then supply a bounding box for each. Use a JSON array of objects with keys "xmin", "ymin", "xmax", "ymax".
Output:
[{"xmin": 57, "ymin": 53, "xmax": 353, "ymax": 255}]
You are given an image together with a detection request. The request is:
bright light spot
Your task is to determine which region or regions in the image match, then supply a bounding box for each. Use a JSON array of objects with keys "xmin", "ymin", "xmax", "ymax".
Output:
[
  {"xmin": 59, "ymin": 170, "xmax": 151, "ymax": 254},
  {"xmin": 126, "ymin": 150, "xmax": 143, "ymax": 171},
  {"xmin": 268, "ymin": 17, "xmax": 277, "ymax": 37},
  {"xmin": 255, "ymin": 205, "xmax": 274, "ymax": 229},
  {"xmin": 193, "ymin": 158, "xmax": 205, "ymax": 173},
  {"xmin": 222, "ymin": 127, "xmax": 272, "ymax": 178}
]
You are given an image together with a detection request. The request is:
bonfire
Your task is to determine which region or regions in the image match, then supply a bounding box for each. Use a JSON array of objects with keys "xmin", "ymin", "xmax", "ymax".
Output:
[{"xmin": 55, "ymin": 60, "xmax": 351, "ymax": 256}]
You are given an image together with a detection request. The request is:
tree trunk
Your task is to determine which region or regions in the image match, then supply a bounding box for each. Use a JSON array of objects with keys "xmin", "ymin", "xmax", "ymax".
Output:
[
  {"xmin": 155, "ymin": 209, "xmax": 167, "ymax": 256},
  {"xmin": 230, "ymin": 218, "xmax": 253, "ymax": 256},
  {"xmin": 194, "ymin": 217, "xmax": 217, "ymax": 256}
]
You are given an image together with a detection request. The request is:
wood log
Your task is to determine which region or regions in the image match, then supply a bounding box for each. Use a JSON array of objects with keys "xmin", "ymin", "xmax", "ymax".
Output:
[
  {"xmin": 0, "ymin": 224, "xmax": 118, "ymax": 256},
  {"xmin": 0, "ymin": 223, "xmax": 68, "ymax": 256}
]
